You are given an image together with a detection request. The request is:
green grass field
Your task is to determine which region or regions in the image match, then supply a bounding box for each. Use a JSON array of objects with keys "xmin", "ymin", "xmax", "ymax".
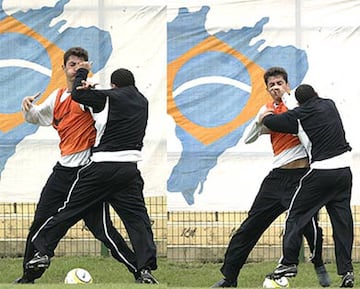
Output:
[{"xmin": 0, "ymin": 256, "xmax": 356, "ymax": 288}]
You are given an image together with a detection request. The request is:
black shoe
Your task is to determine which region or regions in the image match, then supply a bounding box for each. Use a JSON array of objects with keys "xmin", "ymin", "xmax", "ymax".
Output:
[
  {"xmin": 211, "ymin": 278, "xmax": 237, "ymax": 288},
  {"xmin": 13, "ymin": 277, "xmax": 34, "ymax": 284},
  {"xmin": 136, "ymin": 268, "xmax": 159, "ymax": 284},
  {"xmin": 315, "ymin": 265, "xmax": 331, "ymax": 287},
  {"xmin": 273, "ymin": 264, "xmax": 297, "ymax": 278},
  {"xmin": 340, "ymin": 272, "xmax": 354, "ymax": 288},
  {"xmin": 265, "ymin": 272, "xmax": 285, "ymax": 280},
  {"xmin": 133, "ymin": 270, "xmax": 141, "ymax": 281},
  {"xmin": 25, "ymin": 252, "xmax": 50, "ymax": 270}
]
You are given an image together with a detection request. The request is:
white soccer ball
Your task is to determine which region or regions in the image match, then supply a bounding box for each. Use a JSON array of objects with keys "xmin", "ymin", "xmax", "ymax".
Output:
[
  {"xmin": 64, "ymin": 268, "xmax": 93, "ymax": 284},
  {"xmin": 263, "ymin": 275, "xmax": 289, "ymax": 288}
]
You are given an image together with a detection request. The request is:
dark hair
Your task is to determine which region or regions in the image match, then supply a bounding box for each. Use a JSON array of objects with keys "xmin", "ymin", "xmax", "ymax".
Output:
[
  {"xmin": 295, "ymin": 84, "xmax": 318, "ymax": 104},
  {"xmin": 263, "ymin": 67, "xmax": 288, "ymax": 85},
  {"xmin": 63, "ymin": 47, "xmax": 88, "ymax": 65},
  {"xmin": 111, "ymin": 68, "xmax": 135, "ymax": 87}
]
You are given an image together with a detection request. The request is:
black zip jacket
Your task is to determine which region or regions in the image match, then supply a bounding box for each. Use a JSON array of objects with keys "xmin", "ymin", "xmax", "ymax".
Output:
[
  {"xmin": 263, "ymin": 96, "xmax": 351, "ymax": 163},
  {"xmin": 72, "ymin": 68, "xmax": 148, "ymax": 153}
]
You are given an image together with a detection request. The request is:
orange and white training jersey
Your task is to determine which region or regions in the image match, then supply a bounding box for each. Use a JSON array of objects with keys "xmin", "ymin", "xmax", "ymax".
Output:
[
  {"xmin": 22, "ymin": 88, "xmax": 96, "ymax": 167},
  {"xmin": 53, "ymin": 88, "xmax": 95, "ymax": 157},
  {"xmin": 242, "ymin": 95, "xmax": 307, "ymax": 168}
]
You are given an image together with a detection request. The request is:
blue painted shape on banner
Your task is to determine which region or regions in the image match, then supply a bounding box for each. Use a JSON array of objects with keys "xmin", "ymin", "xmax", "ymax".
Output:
[
  {"xmin": 0, "ymin": 0, "xmax": 112, "ymax": 175},
  {"xmin": 167, "ymin": 6, "xmax": 308, "ymax": 205}
]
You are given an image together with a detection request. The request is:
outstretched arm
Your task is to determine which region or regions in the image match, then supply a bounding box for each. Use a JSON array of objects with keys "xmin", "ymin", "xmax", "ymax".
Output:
[
  {"xmin": 71, "ymin": 66, "xmax": 106, "ymax": 112},
  {"xmin": 243, "ymin": 105, "xmax": 271, "ymax": 144},
  {"xmin": 22, "ymin": 92, "xmax": 55, "ymax": 126},
  {"xmin": 261, "ymin": 110, "xmax": 299, "ymax": 134}
]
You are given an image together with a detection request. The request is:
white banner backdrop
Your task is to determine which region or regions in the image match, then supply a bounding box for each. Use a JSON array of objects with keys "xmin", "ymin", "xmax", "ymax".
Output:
[
  {"xmin": 0, "ymin": 0, "xmax": 167, "ymax": 202},
  {"xmin": 166, "ymin": 0, "xmax": 360, "ymax": 211},
  {"xmin": 0, "ymin": 1, "xmax": 359, "ymax": 212}
]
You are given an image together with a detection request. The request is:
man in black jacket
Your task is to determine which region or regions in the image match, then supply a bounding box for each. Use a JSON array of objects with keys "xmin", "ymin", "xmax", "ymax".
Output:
[
  {"xmin": 261, "ymin": 84, "xmax": 354, "ymax": 288},
  {"xmin": 27, "ymin": 64, "xmax": 158, "ymax": 284}
]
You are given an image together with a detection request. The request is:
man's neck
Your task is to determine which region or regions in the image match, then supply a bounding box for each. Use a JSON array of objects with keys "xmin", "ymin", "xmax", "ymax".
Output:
[{"xmin": 66, "ymin": 80, "xmax": 73, "ymax": 93}]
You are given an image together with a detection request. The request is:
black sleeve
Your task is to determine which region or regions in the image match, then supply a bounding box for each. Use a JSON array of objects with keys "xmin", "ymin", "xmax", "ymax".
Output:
[
  {"xmin": 71, "ymin": 68, "xmax": 106, "ymax": 112},
  {"xmin": 262, "ymin": 111, "xmax": 299, "ymax": 134}
]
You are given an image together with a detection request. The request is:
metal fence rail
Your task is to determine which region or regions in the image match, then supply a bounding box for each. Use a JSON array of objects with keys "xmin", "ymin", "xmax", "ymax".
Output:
[{"xmin": 1, "ymin": 199, "xmax": 359, "ymax": 263}]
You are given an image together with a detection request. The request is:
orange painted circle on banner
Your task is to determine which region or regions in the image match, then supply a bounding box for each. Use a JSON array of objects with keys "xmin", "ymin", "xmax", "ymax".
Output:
[
  {"xmin": 0, "ymin": 15, "xmax": 66, "ymax": 132},
  {"xmin": 168, "ymin": 35, "xmax": 270, "ymax": 145}
]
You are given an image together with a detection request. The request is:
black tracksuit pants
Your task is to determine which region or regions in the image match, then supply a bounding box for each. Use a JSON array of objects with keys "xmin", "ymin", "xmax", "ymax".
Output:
[
  {"xmin": 281, "ymin": 167, "xmax": 353, "ymax": 275},
  {"xmin": 221, "ymin": 168, "xmax": 324, "ymax": 282},
  {"xmin": 24, "ymin": 162, "xmax": 137, "ymax": 281},
  {"xmin": 32, "ymin": 161, "xmax": 157, "ymax": 272}
]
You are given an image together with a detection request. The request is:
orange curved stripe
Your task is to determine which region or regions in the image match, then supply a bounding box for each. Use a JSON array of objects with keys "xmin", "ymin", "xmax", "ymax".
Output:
[
  {"xmin": 0, "ymin": 15, "xmax": 65, "ymax": 133},
  {"xmin": 168, "ymin": 35, "xmax": 271, "ymax": 145}
]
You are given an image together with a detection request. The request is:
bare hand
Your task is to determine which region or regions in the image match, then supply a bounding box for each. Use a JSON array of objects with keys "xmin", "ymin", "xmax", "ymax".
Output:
[
  {"xmin": 269, "ymin": 85, "xmax": 290, "ymax": 97},
  {"xmin": 259, "ymin": 107, "xmax": 274, "ymax": 123},
  {"xmin": 76, "ymin": 80, "xmax": 98, "ymax": 90},
  {"xmin": 22, "ymin": 92, "xmax": 41, "ymax": 111},
  {"xmin": 78, "ymin": 61, "xmax": 92, "ymax": 71}
]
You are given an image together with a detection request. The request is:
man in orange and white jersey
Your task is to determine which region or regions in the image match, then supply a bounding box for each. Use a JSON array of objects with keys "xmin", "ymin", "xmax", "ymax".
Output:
[
  {"xmin": 27, "ymin": 64, "xmax": 158, "ymax": 284},
  {"xmin": 212, "ymin": 67, "xmax": 329, "ymax": 288},
  {"xmin": 15, "ymin": 47, "xmax": 138, "ymax": 284}
]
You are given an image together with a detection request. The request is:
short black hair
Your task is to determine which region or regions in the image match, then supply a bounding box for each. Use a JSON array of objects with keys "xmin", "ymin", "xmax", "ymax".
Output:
[
  {"xmin": 111, "ymin": 68, "xmax": 135, "ymax": 87},
  {"xmin": 63, "ymin": 47, "xmax": 88, "ymax": 66},
  {"xmin": 295, "ymin": 84, "xmax": 318, "ymax": 104},
  {"xmin": 263, "ymin": 67, "xmax": 288, "ymax": 85}
]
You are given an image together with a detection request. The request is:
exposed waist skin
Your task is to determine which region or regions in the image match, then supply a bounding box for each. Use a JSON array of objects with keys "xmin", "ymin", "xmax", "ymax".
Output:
[{"xmin": 280, "ymin": 157, "xmax": 309, "ymax": 169}]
